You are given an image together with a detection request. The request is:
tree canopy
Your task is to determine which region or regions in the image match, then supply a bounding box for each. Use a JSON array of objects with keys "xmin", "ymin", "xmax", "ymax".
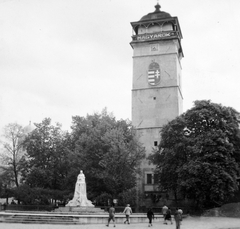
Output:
[
  {"xmin": 70, "ymin": 109, "xmax": 145, "ymax": 200},
  {"xmin": 149, "ymin": 100, "xmax": 240, "ymax": 208},
  {"xmin": 22, "ymin": 118, "xmax": 71, "ymax": 191},
  {"xmin": 19, "ymin": 109, "xmax": 145, "ymax": 205}
]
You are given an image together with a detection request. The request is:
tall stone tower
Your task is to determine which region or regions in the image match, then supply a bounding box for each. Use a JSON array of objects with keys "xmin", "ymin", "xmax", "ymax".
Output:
[{"xmin": 130, "ymin": 3, "xmax": 184, "ymax": 208}]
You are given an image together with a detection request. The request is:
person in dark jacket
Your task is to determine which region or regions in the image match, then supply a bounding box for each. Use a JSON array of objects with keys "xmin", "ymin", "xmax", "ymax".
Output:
[
  {"xmin": 147, "ymin": 208, "xmax": 154, "ymax": 227},
  {"xmin": 106, "ymin": 205, "xmax": 116, "ymax": 227},
  {"xmin": 164, "ymin": 208, "xmax": 173, "ymax": 224}
]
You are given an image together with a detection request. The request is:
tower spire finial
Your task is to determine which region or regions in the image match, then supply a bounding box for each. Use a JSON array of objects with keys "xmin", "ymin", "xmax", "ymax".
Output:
[{"xmin": 155, "ymin": 1, "xmax": 161, "ymax": 12}]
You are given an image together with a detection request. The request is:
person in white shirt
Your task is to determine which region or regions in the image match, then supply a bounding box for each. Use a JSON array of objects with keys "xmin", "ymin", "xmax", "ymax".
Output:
[
  {"xmin": 178, "ymin": 208, "xmax": 183, "ymax": 224},
  {"xmin": 123, "ymin": 204, "xmax": 132, "ymax": 224},
  {"xmin": 162, "ymin": 205, "xmax": 168, "ymax": 224}
]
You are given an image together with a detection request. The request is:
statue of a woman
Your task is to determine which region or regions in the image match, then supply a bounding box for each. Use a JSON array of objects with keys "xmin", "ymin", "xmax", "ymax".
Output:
[{"xmin": 66, "ymin": 170, "xmax": 94, "ymax": 207}]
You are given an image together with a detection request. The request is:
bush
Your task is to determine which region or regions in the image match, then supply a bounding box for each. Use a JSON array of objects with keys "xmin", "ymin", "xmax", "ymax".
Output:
[
  {"xmin": 12, "ymin": 185, "xmax": 71, "ymax": 205},
  {"xmin": 95, "ymin": 192, "xmax": 113, "ymax": 206}
]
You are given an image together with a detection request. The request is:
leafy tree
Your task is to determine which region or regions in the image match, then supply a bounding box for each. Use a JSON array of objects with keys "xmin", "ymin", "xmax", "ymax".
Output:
[
  {"xmin": 20, "ymin": 111, "xmax": 145, "ymax": 206},
  {"xmin": 22, "ymin": 118, "xmax": 71, "ymax": 192},
  {"xmin": 118, "ymin": 187, "xmax": 137, "ymax": 207},
  {"xmin": 70, "ymin": 109, "xmax": 145, "ymax": 202},
  {"xmin": 0, "ymin": 167, "xmax": 14, "ymax": 203},
  {"xmin": 0, "ymin": 123, "xmax": 27, "ymax": 187},
  {"xmin": 149, "ymin": 100, "xmax": 240, "ymax": 209}
]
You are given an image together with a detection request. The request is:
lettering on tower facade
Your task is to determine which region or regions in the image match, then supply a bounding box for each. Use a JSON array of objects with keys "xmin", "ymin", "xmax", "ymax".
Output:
[{"xmin": 133, "ymin": 31, "xmax": 176, "ymax": 42}]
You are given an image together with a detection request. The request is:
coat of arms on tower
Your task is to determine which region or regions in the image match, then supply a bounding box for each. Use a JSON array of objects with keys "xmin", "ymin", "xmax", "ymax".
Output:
[{"xmin": 148, "ymin": 61, "xmax": 161, "ymax": 86}]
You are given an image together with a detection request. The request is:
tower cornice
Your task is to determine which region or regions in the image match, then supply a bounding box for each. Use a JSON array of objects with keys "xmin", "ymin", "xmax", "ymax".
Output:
[{"xmin": 130, "ymin": 16, "xmax": 183, "ymax": 56}]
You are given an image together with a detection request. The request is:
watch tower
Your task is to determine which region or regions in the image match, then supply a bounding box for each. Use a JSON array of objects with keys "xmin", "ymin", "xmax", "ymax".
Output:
[{"xmin": 130, "ymin": 3, "xmax": 184, "ymax": 207}]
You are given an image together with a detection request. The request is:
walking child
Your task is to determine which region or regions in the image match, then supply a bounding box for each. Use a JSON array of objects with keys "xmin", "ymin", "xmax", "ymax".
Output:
[{"xmin": 123, "ymin": 204, "xmax": 132, "ymax": 224}]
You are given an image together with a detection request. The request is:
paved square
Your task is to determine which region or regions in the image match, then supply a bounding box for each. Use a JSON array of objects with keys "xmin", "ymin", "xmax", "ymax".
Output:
[{"xmin": 1, "ymin": 217, "xmax": 240, "ymax": 229}]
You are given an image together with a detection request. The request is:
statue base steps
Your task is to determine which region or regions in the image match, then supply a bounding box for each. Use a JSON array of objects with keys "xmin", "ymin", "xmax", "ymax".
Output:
[
  {"xmin": 1, "ymin": 212, "xmax": 166, "ymax": 224},
  {"xmin": 54, "ymin": 206, "xmax": 105, "ymax": 214}
]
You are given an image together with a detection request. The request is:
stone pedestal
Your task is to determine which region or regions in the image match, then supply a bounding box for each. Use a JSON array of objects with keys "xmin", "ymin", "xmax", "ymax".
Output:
[{"xmin": 54, "ymin": 206, "xmax": 105, "ymax": 214}]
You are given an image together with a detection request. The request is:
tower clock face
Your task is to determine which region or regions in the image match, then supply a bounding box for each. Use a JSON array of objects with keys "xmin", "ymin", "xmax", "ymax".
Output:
[{"xmin": 148, "ymin": 61, "xmax": 161, "ymax": 86}]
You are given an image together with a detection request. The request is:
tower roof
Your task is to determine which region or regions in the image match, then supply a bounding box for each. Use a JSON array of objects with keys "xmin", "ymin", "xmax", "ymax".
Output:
[
  {"xmin": 130, "ymin": 3, "xmax": 184, "ymax": 57},
  {"xmin": 139, "ymin": 3, "xmax": 171, "ymax": 21}
]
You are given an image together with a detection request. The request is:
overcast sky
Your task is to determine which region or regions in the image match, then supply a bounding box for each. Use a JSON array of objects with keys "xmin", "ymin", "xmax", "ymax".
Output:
[{"xmin": 0, "ymin": 0, "xmax": 240, "ymax": 132}]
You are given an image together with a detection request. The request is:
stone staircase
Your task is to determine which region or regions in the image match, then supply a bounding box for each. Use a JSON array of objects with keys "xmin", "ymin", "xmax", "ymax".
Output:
[
  {"xmin": 0, "ymin": 212, "xmax": 166, "ymax": 225},
  {"xmin": 1, "ymin": 214, "xmax": 82, "ymax": 224}
]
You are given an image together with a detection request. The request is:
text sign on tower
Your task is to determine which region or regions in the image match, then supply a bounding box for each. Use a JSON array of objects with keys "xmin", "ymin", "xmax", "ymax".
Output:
[
  {"xmin": 148, "ymin": 61, "xmax": 161, "ymax": 86},
  {"xmin": 133, "ymin": 31, "xmax": 177, "ymax": 42}
]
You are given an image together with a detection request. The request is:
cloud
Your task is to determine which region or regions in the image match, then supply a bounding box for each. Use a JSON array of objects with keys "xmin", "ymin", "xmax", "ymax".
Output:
[{"xmin": 0, "ymin": 0, "xmax": 240, "ymax": 133}]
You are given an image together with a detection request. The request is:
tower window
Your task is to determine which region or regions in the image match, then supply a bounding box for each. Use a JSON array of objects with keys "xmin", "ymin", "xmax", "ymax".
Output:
[
  {"xmin": 147, "ymin": 174, "xmax": 152, "ymax": 184},
  {"xmin": 154, "ymin": 141, "xmax": 158, "ymax": 146},
  {"xmin": 154, "ymin": 174, "xmax": 158, "ymax": 184}
]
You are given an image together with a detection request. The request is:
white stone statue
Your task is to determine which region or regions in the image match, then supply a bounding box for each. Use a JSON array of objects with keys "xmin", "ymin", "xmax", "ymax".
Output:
[{"xmin": 66, "ymin": 170, "xmax": 94, "ymax": 207}]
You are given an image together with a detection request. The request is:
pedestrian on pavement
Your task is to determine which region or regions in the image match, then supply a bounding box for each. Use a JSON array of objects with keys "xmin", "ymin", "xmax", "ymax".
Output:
[
  {"xmin": 106, "ymin": 205, "xmax": 116, "ymax": 227},
  {"xmin": 147, "ymin": 207, "xmax": 154, "ymax": 227},
  {"xmin": 123, "ymin": 204, "xmax": 132, "ymax": 224},
  {"xmin": 164, "ymin": 208, "xmax": 173, "ymax": 224},
  {"xmin": 162, "ymin": 205, "xmax": 168, "ymax": 224},
  {"xmin": 174, "ymin": 208, "xmax": 181, "ymax": 229},
  {"xmin": 178, "ymin": 208, "xmax": 183, "ymax": 224}
]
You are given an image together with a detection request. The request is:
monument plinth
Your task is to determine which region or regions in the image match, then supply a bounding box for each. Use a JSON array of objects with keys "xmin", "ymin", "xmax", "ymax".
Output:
[{"xmin": 55, "ymin": 206, "xmax": 105, "ymax": 214}]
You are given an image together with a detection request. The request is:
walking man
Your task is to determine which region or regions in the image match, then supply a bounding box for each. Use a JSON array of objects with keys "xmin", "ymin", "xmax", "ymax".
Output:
[
  {"xmin": 165, "ymin": 208, "xmax": 173, "ymax": 224},
  {"xmin": 106, "ymin": 205, "xmax": 116, "ymax": 227},
  {"xmin": 123, "ymin": 204, "xmax": 132, "ymax": 224},
  {"xmin": 147, "ymin": 207, "xmax": 154, "ymax": 227}
]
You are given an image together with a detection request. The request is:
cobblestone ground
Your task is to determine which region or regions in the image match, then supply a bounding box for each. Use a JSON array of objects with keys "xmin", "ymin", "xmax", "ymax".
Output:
[{"xmin": 1, "ymin": 217, "xmax": 240, "ymax": 229}]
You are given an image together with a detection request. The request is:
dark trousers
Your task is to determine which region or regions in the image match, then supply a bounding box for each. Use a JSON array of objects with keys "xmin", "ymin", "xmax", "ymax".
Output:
[
  {"xmin": 175, "ymin": 220, "xmax": 180, "ymax": 229},
  {"xmin": 148, "ymin": 217, "xmax": 153, "ymax": 224},
  {"xmin": 125, "ymin": 215, "xmax": 130, "ymax": 223},
  {"xmin": 108, "ymin": 215, "xmax": 115, "ymax": 224}
]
